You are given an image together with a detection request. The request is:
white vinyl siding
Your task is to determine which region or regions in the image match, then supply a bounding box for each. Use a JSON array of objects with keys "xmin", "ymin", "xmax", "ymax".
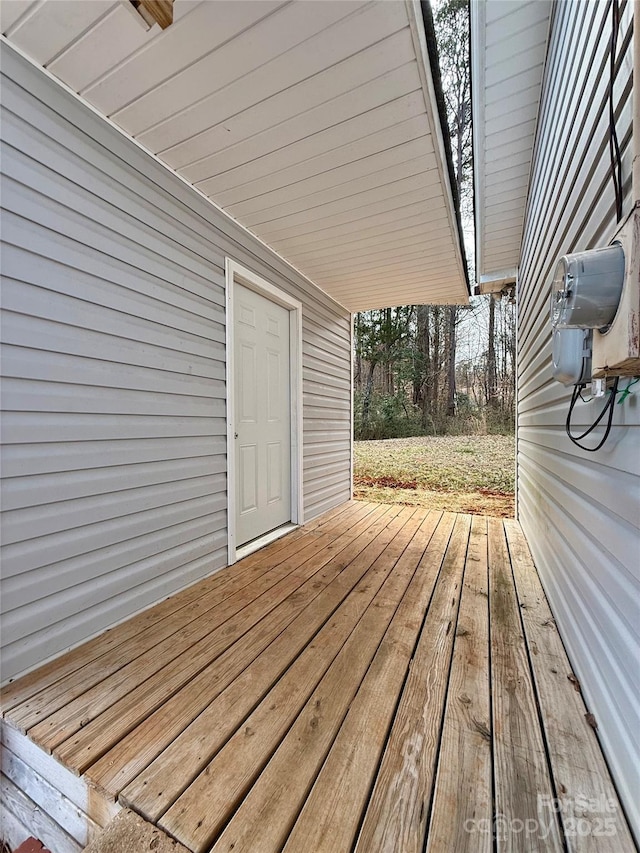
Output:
[
  {"xmin": 0, "ymin": 44, "xmax": 351, "ymax": 683},
  {"xmin": 516, "ymin": 0, "xmax": 638, "ymax": 839}
]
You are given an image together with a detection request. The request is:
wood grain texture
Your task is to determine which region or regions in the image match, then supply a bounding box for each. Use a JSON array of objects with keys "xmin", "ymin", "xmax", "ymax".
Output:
[
  {"xmin": 354, "ymin": 513, "xmax": 470, "ymax": 853},
  {"xmin": 0, "ymin": 502, "xmax": 354, "ymax": 713},
  {"xmin": 2, "ymin": 507, "xmax": 635, "ymax": 853},
  {"xmin": 426, "ymin": 515, "xmax": 492, "ymax": 853},
  {"xmin": 52, "ymin": 510, "xmax": 388, "ymax": 773},
  {"xmin": 0, "ymin": 773, "xmax": 82, "ymax": 853},
  {"xmin": 504, "ymin": 520, "xmax": 636, "ymax": 853},
  {"xmin": 90, "ymin": 503, "xmax": 394, "ymax": 797},
  {"xmin": 488, "ymin": 518, "xmax": 562, "ymax": 852},
  {"xmin": 159, "ymin": 507, "xmax": 420, "ymax": 850},
  {"xmin": 281, "ymin": 509, "xmax": 449, "ymax": 853}
]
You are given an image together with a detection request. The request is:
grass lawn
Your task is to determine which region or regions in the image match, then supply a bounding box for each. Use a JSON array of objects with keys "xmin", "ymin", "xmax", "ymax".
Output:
[{"xmin": 354, "ymin": 435, "xmax": 515, "ymax": 517}]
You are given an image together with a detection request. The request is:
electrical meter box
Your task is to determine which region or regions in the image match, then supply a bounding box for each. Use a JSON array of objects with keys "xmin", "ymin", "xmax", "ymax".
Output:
[{"xmin": 551, "ymin": 244, "xmax": 625, "ymax": 331}]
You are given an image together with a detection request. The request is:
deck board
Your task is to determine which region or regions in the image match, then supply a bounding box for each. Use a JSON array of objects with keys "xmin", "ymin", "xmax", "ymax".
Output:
[
  {"xmin": 488, "ymin": 516, "xmax": 563, "ymax": 852},
  {"xmin": 504, "ymin": 520, "xmax": 636, "ymax": 852},
  {"xmin": 426, "ymin": 515, "xmax": 492, "ymax": 853},
  {"xmin": 1, "ymin": 502, "xmax": 635, "ymax": 853},
  {"xmin": 354, "ymin": 512, "xmax": 470, "ymax": 853}
]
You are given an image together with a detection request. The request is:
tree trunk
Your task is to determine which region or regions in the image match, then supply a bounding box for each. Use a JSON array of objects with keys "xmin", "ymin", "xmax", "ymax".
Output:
[
  {"xmin": 361, "ymin": 359, "xmax": 377, "ymax": 435},
  {"xmin": 432, "ymin": 306, "xmax": 441, "ymax": 422},
  {"xmin": 446, "ymin": 306, "xmax": 457, "ymax": 416},
  {"xmin": 487, "ymin": 295, "xmax": 498, "ymax": 408},
  {"xmin": 418, "ymin": 306, "xmax": 431, "ymax": 429}
]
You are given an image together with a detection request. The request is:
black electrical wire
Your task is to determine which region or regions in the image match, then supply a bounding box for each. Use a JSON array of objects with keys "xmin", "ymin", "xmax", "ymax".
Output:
[
  {"xmin": 565, "ymin": 377, "xmax": 620, "ymax": 451},
  {"xmin": 609, "ymin": 0, "xmax": 623, "ymax": 221}
]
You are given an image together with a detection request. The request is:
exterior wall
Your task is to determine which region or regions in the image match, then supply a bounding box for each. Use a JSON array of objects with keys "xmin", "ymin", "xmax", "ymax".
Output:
[
  {"xmin": 517, "ymin": 0, "xmax": 639, "ymax": 838},
  {"xmin": 0, "ymin": 45, "xmax": 352, "ymax": 684}
]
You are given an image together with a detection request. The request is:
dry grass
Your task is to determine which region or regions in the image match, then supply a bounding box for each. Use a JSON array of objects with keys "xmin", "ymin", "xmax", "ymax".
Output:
[{"xmin": 354, "ymin": 435, "xmax": 515, "ymax": 517}]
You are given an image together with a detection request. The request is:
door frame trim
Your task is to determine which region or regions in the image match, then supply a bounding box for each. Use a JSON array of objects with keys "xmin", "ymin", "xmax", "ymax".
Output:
[{"xmin": 225, "ymin": 258, "xmax": 304, "ymax": 565}]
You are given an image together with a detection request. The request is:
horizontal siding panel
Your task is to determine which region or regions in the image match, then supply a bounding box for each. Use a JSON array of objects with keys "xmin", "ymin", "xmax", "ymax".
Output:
[
  {"xmin": 2, "ymin": 456, "xmax": 225, "ymax": 510},
  {"xmin": 3, "ymin": 51, "xmax": 352, "ymax": 322},
  {"xmin": 518, "ymin": 437, "xmax": 640, "ymax": 531},
  {"xmin": 303, "ymin": 485, "xmax": 352, "ymax": 523},
  {"xmin": 518, "ymin": 479, "xmax": 639, "ymax": 831},
  {"xmin": 2, "ymin": 522, "xmax": 222, "ymax": 615},
  {"xmin": 0, "ymin": 141, "xmax": 227, "ymax": 296},
  {"xmin": 516, "ymin": 0, "xmax": 638, "ymax": 839},
  {"xmin": 1, "ymin": 475, "xmax": 223, "ymax": 547},
  {"xmin": 0, "ymin": 46, "xmax": 352, "ymax": 684},
  {"xmin": 2, "ymin": 438, "xmax": 224, "ymax": 479},
  {"xmin": 518, "ymin": 427, "xmax": 640, "ymax": 478},
  {"xmin": 519, "ymin": 452, "xmax": 639, "ymax": 585},
  {"xmin": 1, "ymin": 511, "xmax": 227, "ymax": 636},
  {"xmin": 0, "ymin": 214, "xmax": 224, "ymax": 334},
  {"xmin": 1, "ymin": 277, "xmax": 224, "ymax": 359},
  {"xmin": 1, "ymin": 346, "xmax": 220, "ymax": 398},
  {"xmin": 0, "ymin": 216, "xmax": 224, "ymax": 320},
  {"xmin": 1, "ymin": 413, "xmax": 220, "ymax": 444},
  {"xmin": 2, "ymin": 493, "xmax": 225, "ymax": 580},
  {"xmin": 2, "ymin": 312, "xmax": 225, "ymax": 380},
  {"xmin": 1, "ymin": 377, "xmax": 225, "ymax": 416}
]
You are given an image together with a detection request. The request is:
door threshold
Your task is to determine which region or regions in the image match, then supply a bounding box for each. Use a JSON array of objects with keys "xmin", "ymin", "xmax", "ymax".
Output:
[{"xmin": 235, "ymin": 523, "xmax": 299, "ymax": 562}]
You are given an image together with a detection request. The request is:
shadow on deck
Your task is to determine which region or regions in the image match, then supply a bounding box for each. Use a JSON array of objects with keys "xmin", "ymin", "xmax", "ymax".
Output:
[{"xmin": 1, "ymin": 501, "xmax": 635, "ymax": 852}]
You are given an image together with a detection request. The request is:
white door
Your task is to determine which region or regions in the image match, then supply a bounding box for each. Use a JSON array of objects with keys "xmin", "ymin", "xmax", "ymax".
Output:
[{"xmin": 234, "ymin": 282, "xmax": 291, "ymax": 546}]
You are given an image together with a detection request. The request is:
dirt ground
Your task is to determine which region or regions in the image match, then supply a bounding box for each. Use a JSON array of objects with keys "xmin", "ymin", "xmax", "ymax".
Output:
[{"xmin": 354, "ymin": 435, "xmax": 515, "ymax": 518}]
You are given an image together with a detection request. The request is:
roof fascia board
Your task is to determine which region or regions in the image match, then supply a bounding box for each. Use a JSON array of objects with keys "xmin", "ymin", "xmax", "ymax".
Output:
[{"xmin": 405, "ymin": 0, "xmax": 470, "ymax": 298}]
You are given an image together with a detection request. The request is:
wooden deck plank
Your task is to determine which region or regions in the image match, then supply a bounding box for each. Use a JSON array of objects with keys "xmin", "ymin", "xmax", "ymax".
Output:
[
  {"xmin": 12, "ymin": 519, "xmax": 341, "ymax": 735},
  {"xmin": 0, "ymin": 500, "xmax": 361, "ymax": 715},
  {"xmin": 426, "ymin": 515, "xmax": 492, "ymax": 853},
  {"xmin": 100, "ymin": 506, "xmax": 420, "ymax": 803},
  {"xmin": 504, "ymin": 520, "xmax": 636, "ymax": 852},
  {"xmin": 353, "ymin": 513, "xmax": 471, "ymax": 853},
  {"xmin": 15, "ymin": 504, "xmax": 371, "ymax": 740},
  {"xmin": 280, "ymin": 511, "xmax": 460, "ymax": 853},
  {"xmin": 1, "ymin": 505, "xmax": 633, "ymax": 853},
  {"xmin": 488, "ymin": 517, "xmax": 563, "ymax": 852},
  {"xmin": 29, "ymin": 532, "xmax": 344, "ymax": 752},
  {"xmin": 54, "ymin": 504, "xmax": 400, "ymax": 772},
  {"xmin": 160, "ymin": 509, "xmax": 445, "ymax": 852},
  {"xmin": 123, "ymin": 507, "xmax": 429, "ymax": 821},
  {"xmin": 86, "ymin": 504, "xmax": 394, "ymax": 796}
]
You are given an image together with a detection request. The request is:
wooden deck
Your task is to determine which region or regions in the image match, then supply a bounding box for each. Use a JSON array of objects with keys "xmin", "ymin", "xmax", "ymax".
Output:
[{"xmin": 1, "ymin": 502, "xmax": 635, "ymax": 852}]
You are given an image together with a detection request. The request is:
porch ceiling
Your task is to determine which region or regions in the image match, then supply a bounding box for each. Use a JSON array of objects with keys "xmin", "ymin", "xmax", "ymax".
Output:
[
  {"xmin": 471, "ymin": 0, "xmax": 551, "ymax": 290},
  {"xmin": 0, "ymin": 0, "xmax": 470, "ymax": 311}
]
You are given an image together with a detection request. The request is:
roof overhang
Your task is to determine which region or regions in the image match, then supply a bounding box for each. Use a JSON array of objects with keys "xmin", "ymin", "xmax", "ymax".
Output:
[
  {"xmin": 471, "ymin": 0, "xmax": 551, "ymax": 290},
  {"xmin": 1, "ymin": 0, "xmax": 470, "ymax": 311}
]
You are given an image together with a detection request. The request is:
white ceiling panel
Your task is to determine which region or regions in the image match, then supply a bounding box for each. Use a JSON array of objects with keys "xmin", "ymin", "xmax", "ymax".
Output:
[
  {"xmin": 2, "ymin": 0, "xmax": 469, "ymax": 310},
  {"xmin": 472, "ymin": 0, "xmax": 551, "ymax": 289}
]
